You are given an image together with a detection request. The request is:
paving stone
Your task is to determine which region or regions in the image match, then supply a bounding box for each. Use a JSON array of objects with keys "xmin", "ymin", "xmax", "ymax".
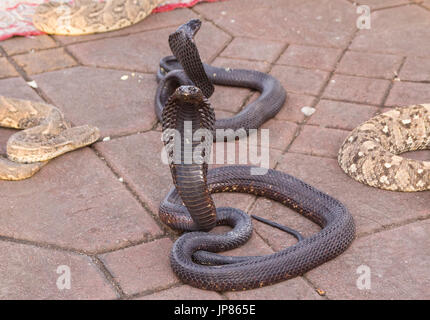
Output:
[
  {"xmin": 33, "ymin": 66, "xmax": 158, "ymax": 137},
  {"xmin": 306, "ymin": 220, "xmax": 430, "ymax": 299},
  {"xmin": 271, "ymin": 65, "xmax": 330, "ymax": 96},
  {"xmin": 0, "ymin": 57, "xmax": 19, "ymax": 79},
  {"xmin": 95, "ymin": 131, "xmax": 170, "ymax": 214},
  {"xmin": 139, "ymin": 285, "xmax": 223, "ymax": 300},
  {"xmin": 195, "ymin": 0, "xmax": 357, "ymax": 47},
  {"xmin": 256, "ymin": 119, "xmax": 298, "ymax": 151},
  {"xmin": 12, "ymin": 48, "xmax": 77, "ymax": 75},
  {"xmin": 275, "ymin": 93, "xmax": 316, "ymax": 123},
  {"xmin": 210, "ymin": 140, "xmax": 283, "ymax": 173},
  {"xmin": 211, "ymin": 192, "xmax": 256, "ymax": 216},
  {"xmin": 289, "ymin": 125, "xmax": 349, "ymax": 158},
  {"xmin": 55, "ymin": 8, "xmax": 197, "ymax": 45},
  {"xmin": 0, "ymin": 128, "xmax": 14, "ymax": 156},
  {"xmin": 307, "ymin": 99, "xmax": 378, "ymax": 131},
  {"xmin": 0, "ymin": 241, "xmax": 117, "ymax": 299},
  {"xmin": 213, "ymin": 57, "xmax": 271, "ymax": 73},
  {"xmin": 0, "ymin": 77, "xmax": 43, "ymax": 101},
  {"xmin": 337, "ymin": 51, "xmax": 402, "ymax": 79},
  {"xmin": 67, "ymin": 23, "xmax": 230, "ymax": 73},
  {"xmin": 276, "ymin": 153, "xmax": 430, "ymax": 236},
  {"xmin": 220, "ymin": 234, "xmax": 322, "ymax": 299},
  {"xmin": 323, "ymin": 74, "xmax": 390, "ymax": 105},
  {"xmin": 250, "ymin": 198, "xmax": 320, "ymax": 252},
  {"xmin": 0, "ymin": 148, "xmax": 162, "ymax": 253},
  {"xmin": 1, "ymin": 35, "xmax": 58, "ymax": 56},
  {"xmin": 398, "ymin": 56, "xmax": 430, "ymax": 82},
  {"xmin": 277, "ymin": 44, "xmax": 342, "ymax": 71},
  {"xmin": 211, "ymin": 57, "xmax": 271, "ymax": 114},
  {"xmin": 355, "ymin": 0, "xmax": 410, "ymax": 9},
  {"xmin": 226, "ymin": 277, "xmax": 323, "ymax": 300},
  {"xmin": 351, "ymin": 6, "xmax": 430, "ymax": 57},
  {"xmin": 220, "ymin": 37, "xmax": 285, "ymax": 62},
  {"xmin": 385, "ymin": 81, "xmax": 430, "ymax": 106},
  {"xmin": 100, "ymin": 238, "xmax": 178, "ymax": 295}
]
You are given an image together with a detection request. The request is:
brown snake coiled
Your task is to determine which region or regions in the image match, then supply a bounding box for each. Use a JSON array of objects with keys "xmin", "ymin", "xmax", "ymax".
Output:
[{"xmin": 158, "ymin": 20, "xmax": 355, "ymax": 291}]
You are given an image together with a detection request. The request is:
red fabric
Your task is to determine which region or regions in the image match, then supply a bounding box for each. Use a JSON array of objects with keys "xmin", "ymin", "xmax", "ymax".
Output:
[{"xmin": 0, "ymin": 0, "xmax": 224, "ymax": 41}]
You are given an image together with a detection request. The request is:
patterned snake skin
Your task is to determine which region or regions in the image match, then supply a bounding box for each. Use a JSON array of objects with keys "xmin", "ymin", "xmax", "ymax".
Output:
[
  {"xmin": 33, "ymin": 0, "xmax": 163, "ymax": 36},
  {"xmin": 339, "ymin": 105, "xmax": 430, "ymax": 192},
  {"xmin": 155, "ymin": 19, "xmax": 286, "ymax": 138},
  {"xmin": 158, "ymin": 20, "xmax": 355, "ymax": 291}
]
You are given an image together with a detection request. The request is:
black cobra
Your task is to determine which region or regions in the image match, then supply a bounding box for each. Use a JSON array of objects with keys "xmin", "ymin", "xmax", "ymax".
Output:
[
  {"xmin": 155, "ymin": 19, "xmax": 286, "ymax": 138},
  {"xmin": 158, "ymin": 20, "xmax": 355, "ymax": 291}
]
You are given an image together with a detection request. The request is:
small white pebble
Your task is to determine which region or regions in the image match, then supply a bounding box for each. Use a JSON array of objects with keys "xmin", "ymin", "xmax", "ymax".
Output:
[
  {"xmin": 27, "ymin": 80, "xmax": 38, "ymax": 88},
  {"xmin": 118, "ymin": 177, "xmax": 124, "ymax": 183},
  {"xmin": 301, "ymin": 106, "xmax": 316, "ymax": 117},
  {"xmin": 335, "ymin": 18, "xmax": 341, "ymax": 22},
  {"xmin": 103, "ymin": 136, "xmax": 111, "ymax": 142},
  {"xmin": 418, "ymin": 168, "xmax": 424, "ymax": 174},
  {"xmin": 120, "ymin": 75, "xmax": 129, "ymax": 80},
  {"xmin": 131, "ymin": 73, "xmax": 135, "ymax": 77},
  {"xmin": 230, "ymin": 19, "xmax": 235, "ymax": 23},
  {"xmin": 384, "ymin": 163, "xmax": 392, "ymax": 168},
  {"xmin": 221, "ymin": 11, "xmax": 226, "ymax": 15},
  {"xmin": 335, "ymin": 36, "xmax": 340, "ymax": 40},
  {"xmin": 401, "ymin": 119, "xmax": 411, "ymax": 125},
  {"xmin": 330, "ymin": 79, "xmax": 336, "ymax": 84}
]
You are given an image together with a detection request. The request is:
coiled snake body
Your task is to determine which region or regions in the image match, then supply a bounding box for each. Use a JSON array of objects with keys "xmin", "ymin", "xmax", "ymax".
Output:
[{"xmin": 158, "ymin": 20, "xmax": 355, "ymax": 291}]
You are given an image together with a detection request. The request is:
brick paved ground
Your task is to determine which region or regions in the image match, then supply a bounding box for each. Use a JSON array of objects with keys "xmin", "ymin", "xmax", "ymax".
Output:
[{"xmin": 0, "ymin": 0, "xmax": 429, "ymax": 300}]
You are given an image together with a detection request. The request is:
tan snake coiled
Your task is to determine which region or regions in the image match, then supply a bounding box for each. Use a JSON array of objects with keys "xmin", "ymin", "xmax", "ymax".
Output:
[
  {"xmin": 338, "ymin": 104, "xmax": 430, "ymax": 192},
  {"xmin": 0, "ymin": 96, "xmax": 100, "ymax": 180}
]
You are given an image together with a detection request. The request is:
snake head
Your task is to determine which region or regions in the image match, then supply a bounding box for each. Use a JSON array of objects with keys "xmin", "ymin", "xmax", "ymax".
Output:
[
  {"xmin": 182, "ymin": 19, "xmax": 202, "ymax": 40},
  {"xmin": 171, "ymin": 85, "xmax": 205, "ymax": 104}
]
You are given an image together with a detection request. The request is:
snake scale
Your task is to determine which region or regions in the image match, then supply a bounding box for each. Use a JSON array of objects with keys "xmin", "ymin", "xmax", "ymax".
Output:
[
  {"xmin": 339, "ymin": 105, "xmax": 430, "ymax": 192},
  {"xmin": 158, "ymin": 19, "xmax": 355, "ymax": 291}
]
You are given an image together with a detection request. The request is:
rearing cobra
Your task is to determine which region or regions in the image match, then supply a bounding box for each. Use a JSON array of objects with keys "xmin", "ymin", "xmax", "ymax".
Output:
[{"xmin": 158, "ymin": 19, "xmax": 355, "ymax": 291}]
